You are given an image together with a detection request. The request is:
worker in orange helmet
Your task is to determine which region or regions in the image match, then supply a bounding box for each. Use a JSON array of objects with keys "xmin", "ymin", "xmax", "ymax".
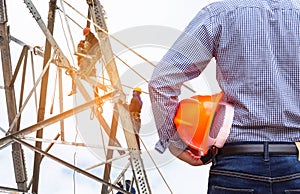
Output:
[
  {"xmin": 68, "ymin": 28, "xmax": 99, "ymax": 96},
  {"xmin": 82, "ymin": 27, "xmax": 99, "ymax": 77},
  {"xmin": 83, "ymin": 27, "xmax": 98, "ymax": 49},
  {"xmin": 129, "ymin": 87, "xmax": 143, "ymax": 149}
]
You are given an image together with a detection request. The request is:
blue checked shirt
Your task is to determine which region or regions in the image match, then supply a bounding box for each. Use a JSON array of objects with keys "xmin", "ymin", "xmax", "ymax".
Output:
[{"xmin": 149, "ymin": 0, "xmax": 300, "ymax": 153}]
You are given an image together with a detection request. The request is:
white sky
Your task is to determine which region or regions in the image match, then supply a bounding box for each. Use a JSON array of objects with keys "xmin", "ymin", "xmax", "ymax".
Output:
[{"xmin": 0, "ymin": 0, "xmax": 220, "ymax": 194}]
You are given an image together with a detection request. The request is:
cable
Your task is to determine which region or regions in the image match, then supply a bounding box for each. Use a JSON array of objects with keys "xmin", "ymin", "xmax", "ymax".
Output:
[
  {"xmin": 73, "ymin": 151, "xmax": 77, "ymax": 194},
  {"xmin": 62, "ymin": 0, "xmax": 156, "ymax": 68},
  {"xmin": 73, "ymin": 97, "xmax": 80, "ymax": 194},
  {"xmin": 57, "ymin": 8, "xmax": 76, "ymax": 66},
  {"xmin": 22, "ymin": 137, "xmax": 128, "ymax": 151},
  {"xmin": 56, "ymin": 7, "xmax": 83, "ymax": 29},
  {"xmin": 50, "ymin": 67, "xmax": 58, "ymax": 114},
  {"xmin": 100, "ymin": 53, "xmax": 106, "ymax": 96},
  {"xmin": 98, "ymin": 119, "xmax": 108, "ymax": 159},
  {"xmin": 114, "ymin": 55, "xmax": 148, "ymax": 84},
  {"xmin": 58, "ymin": 0, "xmax": 77, "ymax": 55},
  {"xmin": 84, "ymin": 153, "xmax": 130, "ymax": 171},
  {"xmin": 30, "ymin": 51, "xmax": 39, "ymax": 114}
]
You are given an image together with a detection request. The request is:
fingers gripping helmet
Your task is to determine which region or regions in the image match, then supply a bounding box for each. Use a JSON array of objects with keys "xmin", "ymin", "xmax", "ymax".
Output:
[{"xmin": 174, "ymin": 92, "xmax": 234, "ymax": 155}]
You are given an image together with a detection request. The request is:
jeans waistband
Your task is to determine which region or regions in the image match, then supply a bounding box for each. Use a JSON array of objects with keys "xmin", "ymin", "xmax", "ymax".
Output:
[{"xmin": 218, "ymin": 142, "xmax": 298, "ymax": 157}]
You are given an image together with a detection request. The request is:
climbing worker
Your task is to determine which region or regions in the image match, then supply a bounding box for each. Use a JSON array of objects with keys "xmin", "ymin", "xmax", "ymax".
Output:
[
  {"xmin": 68, "ymin": 27, "xmax": 102, "ymax": 96},
  {"xmin": 80, "ymin": 27, "xmax": 100, "ymax": 77},
  {"xmin": 129, "ymin": 87, "xmax": 143, "ymax": 149},
  {"xmin": 76, "ymin": 27, "xmax": 99, "ymax": 67},
  {"xmin": 83, "ymin": 27, "xmax": 98, "ymax": 50}
]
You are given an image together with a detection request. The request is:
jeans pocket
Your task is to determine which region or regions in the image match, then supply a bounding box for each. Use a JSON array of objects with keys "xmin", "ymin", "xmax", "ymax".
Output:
[
  {"xmin": 212, "ymin": 185, "xmax": 254, "ymax": 194},
  {"xmin": 285, "ymin": 190, "xmax": 300, "ymax": 194}
]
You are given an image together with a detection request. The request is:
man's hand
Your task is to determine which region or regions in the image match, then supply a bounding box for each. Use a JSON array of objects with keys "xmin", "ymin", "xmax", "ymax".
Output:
[{"xmin": 168, "ymin": 143, "xmax": 204, "ymax": 166}]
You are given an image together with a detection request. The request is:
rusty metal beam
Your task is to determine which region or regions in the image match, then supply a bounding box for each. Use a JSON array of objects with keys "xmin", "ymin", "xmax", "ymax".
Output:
[
  {"xmin": 32, "ymin": 1, "xmax": 57, "ymax": 193},
  {"xmin": 16, "ymin": 46, "xmax": 29, "ymax": 131},
  {"xmin": 101, "ymin": 104, "xmax": 119, "ymax": 194},
  {"xmin": 27, "ymin": 133, "xmax": 60, "ymax": 190},
  {"xmin": 0, "ymin": 0, "xmax": 28, "ymax": 191},
  {"xmin": 9, "ymin": 46, "xmax": 29, "ymax": 87}
]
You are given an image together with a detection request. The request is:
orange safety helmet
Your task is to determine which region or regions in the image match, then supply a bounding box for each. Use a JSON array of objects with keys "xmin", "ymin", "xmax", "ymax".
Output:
[
  {"xmin": 174, "ymin": 92, "xmax": 234, "ymax": 155},
  {"xmin": 83, "ymin": 27, "xmax": 90, "ymax": 36}
]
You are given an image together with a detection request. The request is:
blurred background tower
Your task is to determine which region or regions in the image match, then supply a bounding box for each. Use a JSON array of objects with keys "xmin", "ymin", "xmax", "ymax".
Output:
[{"xmin": 0, "ymin": 0, "xmax": 151, "ymax": 193}]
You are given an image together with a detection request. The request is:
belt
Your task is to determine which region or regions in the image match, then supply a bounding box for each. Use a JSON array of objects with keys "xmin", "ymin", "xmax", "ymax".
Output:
[{"xmin": 218, "ymin": 143, "xmax": 298, "ymax": 157}]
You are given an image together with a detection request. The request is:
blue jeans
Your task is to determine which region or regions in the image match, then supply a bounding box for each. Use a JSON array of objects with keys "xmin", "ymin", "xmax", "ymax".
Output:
[{"xmin": 208, "ymin": 147, "xmax": 300, "ymax": 193}]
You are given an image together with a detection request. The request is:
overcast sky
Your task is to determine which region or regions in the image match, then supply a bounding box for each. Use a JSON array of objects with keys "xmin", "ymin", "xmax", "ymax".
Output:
[{"xmin": 0, "ymin": 0, "xmax": 219, "ymax": 193}]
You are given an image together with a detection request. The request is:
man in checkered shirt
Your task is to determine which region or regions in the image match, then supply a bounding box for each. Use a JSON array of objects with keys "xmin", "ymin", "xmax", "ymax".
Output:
[{"xmin": 149, "ymin": 0, "xmax": 300, "ymax": 193}]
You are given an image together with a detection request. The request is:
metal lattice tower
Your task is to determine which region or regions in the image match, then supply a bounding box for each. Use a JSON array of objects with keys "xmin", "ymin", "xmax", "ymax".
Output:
[{"xmin": 0, "ymin": 0, "xmax": 152, "ymax": 193}]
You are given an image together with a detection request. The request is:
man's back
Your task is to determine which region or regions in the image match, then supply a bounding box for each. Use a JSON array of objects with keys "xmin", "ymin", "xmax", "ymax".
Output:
[
  {"xmin": 149, "ymin": 0, "xmax": 300, "ymax": 152},
  {"xmin": 200, "ymin": 0, "xmax": 300, "ymax": 142},
  {"xmin": 149, "ymin": 1, "xmax": 300, "ymax": 190}
]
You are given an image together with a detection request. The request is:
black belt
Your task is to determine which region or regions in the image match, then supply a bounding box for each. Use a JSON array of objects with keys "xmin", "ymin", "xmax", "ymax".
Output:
[{"xmin": 218, "ymin": 143, "xmax": 298, "ymax": 157}]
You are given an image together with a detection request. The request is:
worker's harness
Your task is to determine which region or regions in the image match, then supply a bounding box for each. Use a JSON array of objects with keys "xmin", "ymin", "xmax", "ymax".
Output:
[{"xmin": 130, "ymin": 112, "xmax": 140, "ymax": 120}]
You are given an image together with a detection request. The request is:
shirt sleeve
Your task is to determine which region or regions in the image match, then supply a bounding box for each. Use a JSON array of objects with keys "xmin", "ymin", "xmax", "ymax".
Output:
[{"xmin": 149, "ymin": 7, "xmax": 215, "ymax": 153}]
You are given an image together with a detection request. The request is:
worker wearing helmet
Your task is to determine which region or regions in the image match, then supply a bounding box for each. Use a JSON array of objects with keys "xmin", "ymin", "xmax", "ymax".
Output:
[
  {"xmin": 129, "ymin": 87, "xmax": 143, "ymax": 149},
  {"xmin": 78, "ymin": 27, "xmax": 101, "ymax": 76},
  {"xmin": 83, "ymin": 27, "xmax": 98, "ymax": 50},
  {"xmin": 68, "ymin": 27, "xmax": 100, "ymax": 96}
]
